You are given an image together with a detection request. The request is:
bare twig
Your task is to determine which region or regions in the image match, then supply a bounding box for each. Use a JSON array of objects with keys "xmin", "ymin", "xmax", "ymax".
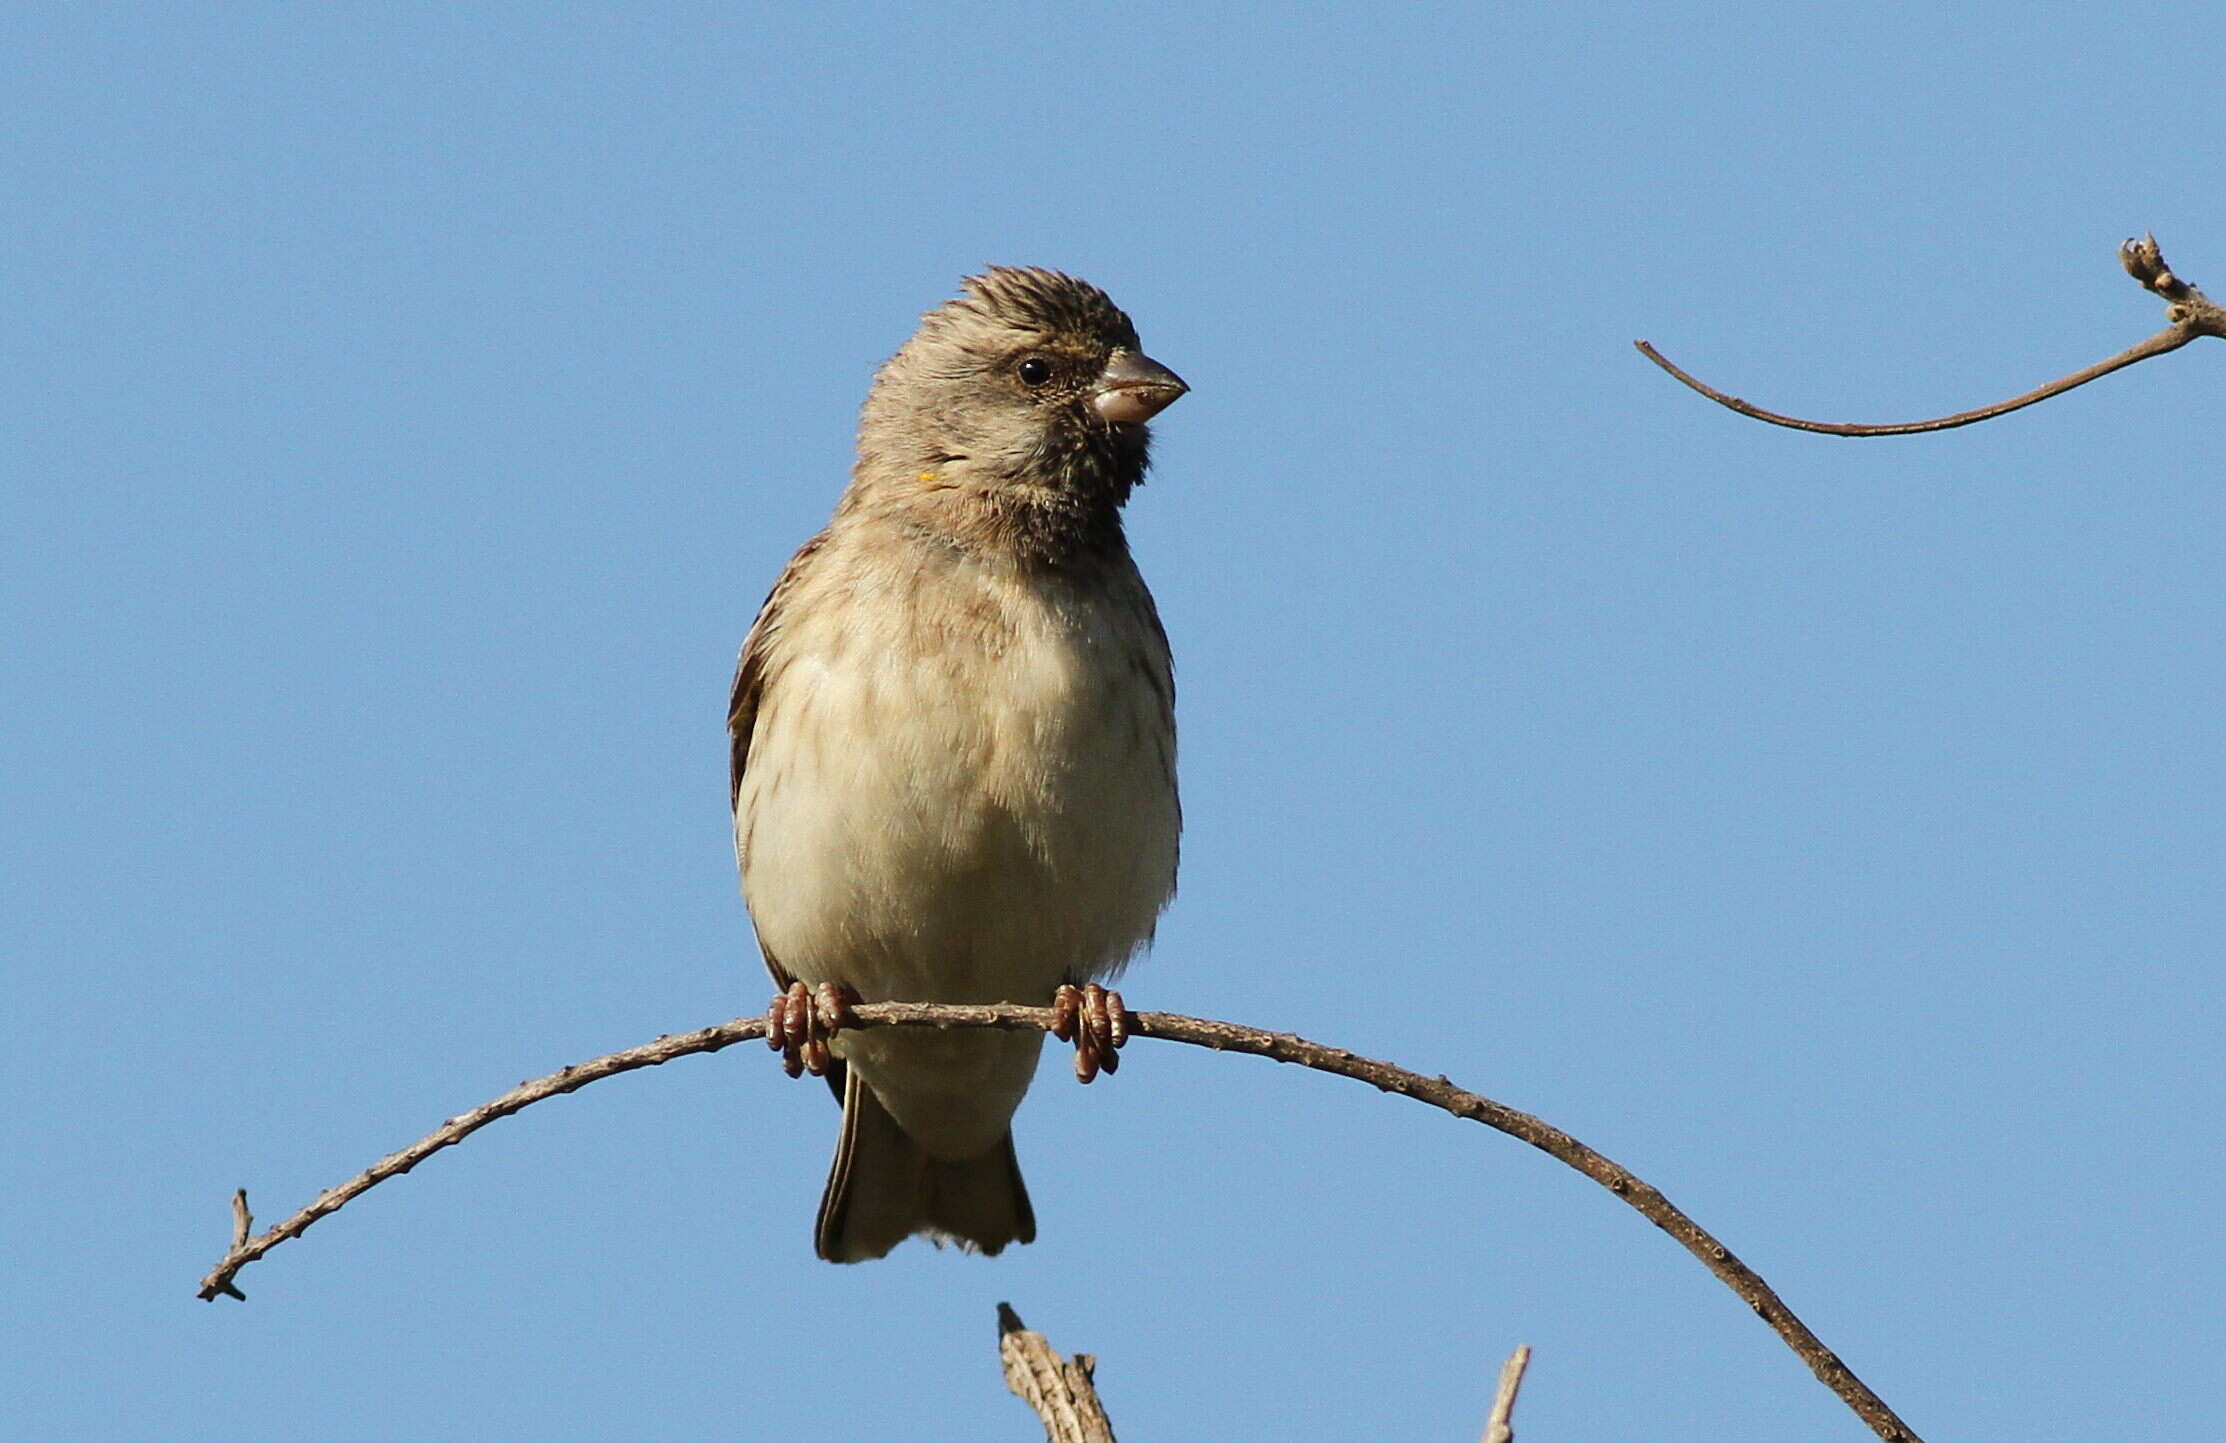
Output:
[
  {"xmin": 999, "ymin": 1303, "xmax": 1117, "ymax": 1443},
  {"xmin": 205, "ymin": 1190, "xmax": 254, "ymax": 1300},
  {"xmin": 198, "ymin": 1001, "xmax": 1925, "ymax": 1443},
  {"xmin": 1637, "ymin": 234, "xmax": 2224, "ymax": 436},
  {"xmin": 1481, "ymin": 1344, "xmax": 1532, "ymax": 1443}
]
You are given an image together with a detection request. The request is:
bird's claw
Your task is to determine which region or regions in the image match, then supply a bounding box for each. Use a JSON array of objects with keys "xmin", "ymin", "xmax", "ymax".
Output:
[
  {"xmin": 1050, "ymin": 983, "xmax": 1127, "ymax": 1083},
  {"xmin": 765, "ymin": 981, "xmax": 856, "ymax": 1078}
]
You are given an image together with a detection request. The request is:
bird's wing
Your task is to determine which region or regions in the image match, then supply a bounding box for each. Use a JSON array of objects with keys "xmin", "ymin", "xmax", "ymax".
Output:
[
  {"xmin": 728, "ymin": 529, "xmax": 830, "ymax": 995},
  {"xmin": 727, "ymin": 530, "xmax": 827, "ymax": 805}
]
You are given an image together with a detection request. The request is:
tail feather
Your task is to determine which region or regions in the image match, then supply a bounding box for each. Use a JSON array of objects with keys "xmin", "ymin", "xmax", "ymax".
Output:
[{"xmin": 815, "ymin": 1069, "xmax": 1035, "ymax": 1263}]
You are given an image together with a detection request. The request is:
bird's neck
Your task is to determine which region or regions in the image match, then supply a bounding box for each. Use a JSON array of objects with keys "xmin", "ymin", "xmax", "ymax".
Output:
[
  {"xmin": 964, "ymin": 484, "xmax": 1131, "ymax": 568},
  {"xmin": 840, "ymin": 474, "xmax": 1125, "ymax": 569},
  {"xmin": 848, "ymin": 433, "xmax": 1146, "ymax": 568}
]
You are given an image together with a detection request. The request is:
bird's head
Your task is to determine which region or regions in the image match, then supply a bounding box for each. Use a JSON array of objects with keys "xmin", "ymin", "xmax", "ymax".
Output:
[{"xmin": 856, "ymin": 268, "xmax": 1187, "ymax": 519}]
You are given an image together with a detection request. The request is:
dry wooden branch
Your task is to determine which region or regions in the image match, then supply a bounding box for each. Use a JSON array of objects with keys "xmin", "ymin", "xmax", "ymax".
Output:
[
  {"xmin": 197, "ymin": 1001, "xmax": 1925, "ymax": 1443},
  {"xmin": 1481, "ymin": 1344, "xmax": 1532, "ymax": 1443},
  {"xmin": 999, "ymin": 1303, "xmax": 1117, "ymax": 1443},
  {"xmin": 1637, "ymin": 234, "xmax": 2223, "ymax": 435}
]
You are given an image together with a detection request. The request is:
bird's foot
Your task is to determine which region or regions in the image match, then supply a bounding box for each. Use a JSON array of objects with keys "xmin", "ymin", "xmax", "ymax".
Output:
[
  {"xmin": 1050, "ymin": 983, "xmax": 1128, "ymax": 1084},
  {"xmin": 765, "ymin": 981, "xmax": 856, "ymax": 1078}
]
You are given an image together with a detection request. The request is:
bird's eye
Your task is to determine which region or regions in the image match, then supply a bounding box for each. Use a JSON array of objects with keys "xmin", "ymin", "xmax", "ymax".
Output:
[{"xmin": 1016, "ymin": 357, "xmax": 1053, "ymax": 387}]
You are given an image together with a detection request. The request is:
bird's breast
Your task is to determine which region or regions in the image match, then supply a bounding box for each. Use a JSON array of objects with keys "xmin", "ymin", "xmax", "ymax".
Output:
[{"xmin": 737, "ymin": 546, "xmax": 1179, "ymax": 1004}]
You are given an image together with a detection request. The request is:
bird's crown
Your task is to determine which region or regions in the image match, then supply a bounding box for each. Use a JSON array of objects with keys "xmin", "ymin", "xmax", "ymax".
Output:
[{"xmin": 931, "ymin": 266, "xmax": 1138, "ymax": 347}]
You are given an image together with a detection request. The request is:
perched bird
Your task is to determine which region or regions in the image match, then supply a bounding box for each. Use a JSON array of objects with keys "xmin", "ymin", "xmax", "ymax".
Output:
[{"xmin": 728, "ymin": 268, "xmax": 1187, "ymax": 1262}]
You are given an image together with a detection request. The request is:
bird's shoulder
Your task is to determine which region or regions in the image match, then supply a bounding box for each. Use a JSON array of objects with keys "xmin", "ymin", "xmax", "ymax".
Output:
[{"xmin": 725, "ymin": 510, "xmax": 979, "ymax": 803}]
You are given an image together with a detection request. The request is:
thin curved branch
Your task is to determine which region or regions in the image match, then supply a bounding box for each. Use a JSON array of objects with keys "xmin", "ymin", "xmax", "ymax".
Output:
[
  {"xmin": 1636, "ymin": 324, "xmax": 2198, "ymax": 436},
  {"xmin": 197, "ymin": 1014, "xmax": 775, "ymax": 1300},
  {"xmin": 1638, "ymin": 234, "xmax": 2225, "ymax": 436},
  {"xmin": 197, "ymin": 1002, "xmax": 1925, "ymax": 1443}
]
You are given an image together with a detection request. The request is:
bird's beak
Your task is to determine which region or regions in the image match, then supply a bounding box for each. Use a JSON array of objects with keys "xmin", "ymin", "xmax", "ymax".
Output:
[{"xmin": 1092, "ymin": 349, "xmax": 1188, "ymax": 425}]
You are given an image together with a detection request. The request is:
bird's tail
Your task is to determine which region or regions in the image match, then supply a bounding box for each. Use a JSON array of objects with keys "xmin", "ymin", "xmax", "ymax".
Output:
[{"xmin": 815, "ymin": 1067, "xmax": 1036, "ymax": 1263}]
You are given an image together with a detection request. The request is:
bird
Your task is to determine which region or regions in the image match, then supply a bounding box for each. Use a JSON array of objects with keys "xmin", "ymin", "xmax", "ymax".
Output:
[{"xmin": 727, "ymin": 267, "xmax": 1187, "ymax": 1262}]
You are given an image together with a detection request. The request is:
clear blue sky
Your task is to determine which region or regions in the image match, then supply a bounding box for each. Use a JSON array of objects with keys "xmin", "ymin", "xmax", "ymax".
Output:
[{"xmin": 8, "ymin": 4, "xmax": 2220, "ymax": 1438}]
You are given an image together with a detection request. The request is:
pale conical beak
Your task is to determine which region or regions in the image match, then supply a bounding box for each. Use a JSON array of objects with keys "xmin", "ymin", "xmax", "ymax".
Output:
[{"xmin": 1092, "ymin": 349, "xmax": 1188, "ymax": 425}]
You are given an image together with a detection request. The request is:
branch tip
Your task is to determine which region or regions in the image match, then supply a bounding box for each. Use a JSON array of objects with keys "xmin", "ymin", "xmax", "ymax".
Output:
[
  {"xmin": 998, "ymin": 1302, "xmax": 1118, "ymax": 1442},
  {"xmin": 1481, "ymin": 1344, "xmax": 1533, "ymax": 1443}
]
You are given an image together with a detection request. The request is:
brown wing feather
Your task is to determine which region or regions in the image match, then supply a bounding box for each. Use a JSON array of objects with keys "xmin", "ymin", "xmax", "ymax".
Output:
[
  {"xmin": 728, "ymin": 530, "xmax": 828, "ymax": 806},
  {"xmin": 728, "ymin": 530, "xmax": 830, "ymax": 996}
]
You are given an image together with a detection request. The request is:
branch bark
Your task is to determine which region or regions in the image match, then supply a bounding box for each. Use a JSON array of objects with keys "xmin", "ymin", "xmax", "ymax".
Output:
[
  {"xmin": 1637, "ymin": 234, "xmax": 2223, "ymax": 436},
  {"xmin": 999, "ymin": 1303, "xmax": 1118, "ymax": 1443},
  {"xmin": 198, "ymin": 1002, "xmax": 1925, "ymax": 1443},
  {"xmin": 1481, "ymin": 1344, "xmax": 1532, "ymax": 1443}
]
